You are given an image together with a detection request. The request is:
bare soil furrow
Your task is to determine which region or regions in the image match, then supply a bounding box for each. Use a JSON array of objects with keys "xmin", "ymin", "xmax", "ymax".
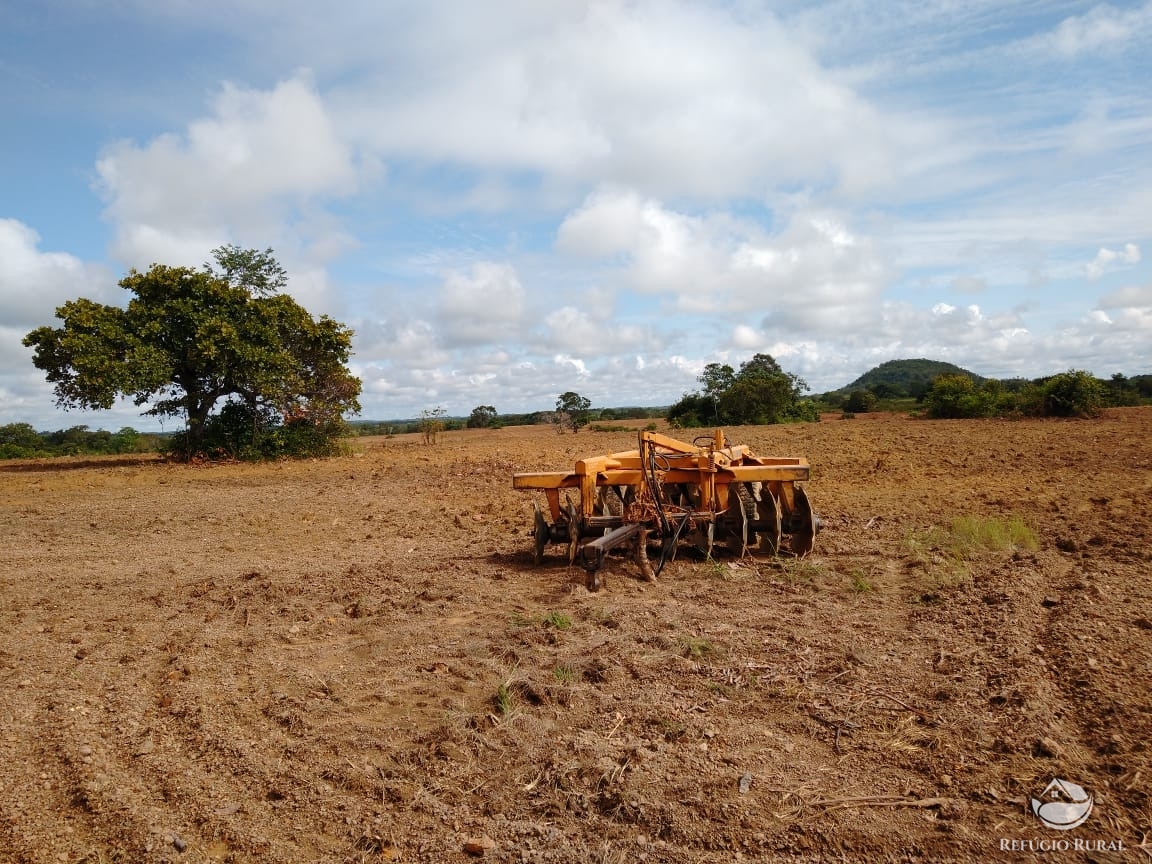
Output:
[{"xmin": 1, "ymin": 409, "xmax": 1149, "ymax": 862}]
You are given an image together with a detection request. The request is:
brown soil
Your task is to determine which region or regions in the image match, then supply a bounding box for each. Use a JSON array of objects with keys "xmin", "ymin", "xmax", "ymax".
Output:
[{"xmin": 1, "ymin": 409, "xmax": 1150, "ymax": 863}]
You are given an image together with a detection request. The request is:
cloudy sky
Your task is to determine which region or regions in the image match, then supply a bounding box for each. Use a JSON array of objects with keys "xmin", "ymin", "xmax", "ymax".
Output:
[{"xmin": 2, "ymin": 0, "xmax": 1150, "ymax": 430}]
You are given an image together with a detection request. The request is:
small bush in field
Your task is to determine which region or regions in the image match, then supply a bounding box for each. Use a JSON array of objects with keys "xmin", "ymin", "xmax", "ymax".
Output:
[
  {"xmin": 1039, "ymin": 369, "xmax": 1105, "ymax": 418},
  {"xmin": 843, "ymin": 390, "xmax": 878, "ymax": 413}
]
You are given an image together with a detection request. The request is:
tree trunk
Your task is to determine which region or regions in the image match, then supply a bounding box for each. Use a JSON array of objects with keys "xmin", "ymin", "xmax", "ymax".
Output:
[{"xmin": 181, "ymin": 387, "xmax": 219, "ymax": 460}]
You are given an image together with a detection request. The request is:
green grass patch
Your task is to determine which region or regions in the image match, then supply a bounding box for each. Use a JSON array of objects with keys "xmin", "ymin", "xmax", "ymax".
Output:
[
  {"xmin": 903, "ymin": 515, "xmax": 1038, "ymax": 591},
  {"xmin": 509, "ymin": 610, "xmax": 575, "ymax": 630},
  {"xmin": 776, "ymin": 558, "xmax": 825, "ymax": 587},
  {"xmin": 543, "ymin": 610, "xmax": 573, "ymax": 630},
  {"xmin": 682, "ymin": 637, "xmax": 715, "ymax": 660},
  {"xmin": 948, "ymin": 515, "xmax": 1038, "ymax": 553},
  {"xmin": 848, "ymin": 568, "xmax": 874, "ymax": 593},
  {"xmin": 903, "ymin": 525, "xmax": 970, "ymax": 588},
  {"xmin": 493, "ymin": 681, "xmax": 515, "ymax": 716},
  {"xmin": 694, "ymin": 558, "xmax": 732, "ymax": 580},
  {"xmin": 656, "ymin": 717, "xmax": 688, "ymax": 741}
]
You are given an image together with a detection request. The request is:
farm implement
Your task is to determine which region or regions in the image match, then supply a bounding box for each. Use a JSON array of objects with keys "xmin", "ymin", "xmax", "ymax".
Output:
[{"xmin": 513, "ymin": 429, "xmax": 819, "ymax": 590}]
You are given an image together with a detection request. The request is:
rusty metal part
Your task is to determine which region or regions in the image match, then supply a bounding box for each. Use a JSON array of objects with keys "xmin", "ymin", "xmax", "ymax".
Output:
[
  {"xmin": 514, "ymin": 428, "xmax": 819, "ymax": 581},
  {"xmin": 636, "ymin": 527, "xmax": 656, "ymax": 582},
  {"xmin": 565, "ymin": 497, "xmax": 582, "ymax": 566},
  {"xmin": 579, "ymin": 522, "xmax": 643, "ymax": 575}
]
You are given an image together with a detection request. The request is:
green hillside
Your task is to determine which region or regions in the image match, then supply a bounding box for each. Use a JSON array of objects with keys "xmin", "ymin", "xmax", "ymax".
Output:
[{"xmin": 838, "ymin": 359, "xmax": 981, "ymax": 395}]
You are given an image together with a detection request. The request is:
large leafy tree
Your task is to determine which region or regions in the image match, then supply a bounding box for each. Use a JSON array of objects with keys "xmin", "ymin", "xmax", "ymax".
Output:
[
  {"xmin": 23, "ymin": 246, "xmax": 361, "ymax": 458},
  {"xmin": 668, "ymin": 352, "xmax": 815, "ymax": 426},
  {"xmin": 467, "ymin": 405, "xmax": 498, "ymax": 428},
  {"xmin": 555, "ymin": 391, "xmax": 592, "ymax": 433},
  {"xmin": 699, "ymin": 362, "xmax": 736, "ymax": 398},
  {"xmin": 716, "ymin": 353, "xmax": 807, "ymax": 424},
  {"xmin": 698, "ymin": 362, "xmax": 736, "ymax": 424}
]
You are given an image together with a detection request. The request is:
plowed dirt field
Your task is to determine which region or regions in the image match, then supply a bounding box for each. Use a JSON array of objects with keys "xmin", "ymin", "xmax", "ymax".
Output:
[{"xmin": 1, "ymin": 409, "xmax": 1150, "ymax": 863}]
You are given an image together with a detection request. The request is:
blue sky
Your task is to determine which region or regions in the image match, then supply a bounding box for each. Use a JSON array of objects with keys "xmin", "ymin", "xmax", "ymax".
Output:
[{"xmin": 2, "ymin": 0, "xmax": 1150, "ymax": 430}]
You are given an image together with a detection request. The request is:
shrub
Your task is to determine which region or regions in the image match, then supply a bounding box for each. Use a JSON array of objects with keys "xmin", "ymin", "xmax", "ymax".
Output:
[
  {"xmin": 165, "ymin": 401, "xmax": 348, "ymax": 461},
  {"xmin": 419, "ymin": 407, "xmax": 446, "ymax": 444},
  {"xmin": 1040, "ymin": 369, "xmax": 1105, "ymax": 418},
  {"xmin": 923, "ymin": 374, "xmax": 1004, "ymax": 419},
  {"xmin": 843, "ymin": 390, "xmax": 878, "ymax": 413},
  {"xmin": 783, "ymin": 399, "xmax": 821, "ymax": 423},
  {"xmin": 0, "ymin": 423, "xmax": 48, "ymax": 459},
  {"xmin": 667, "ymin": 393, "xmax": 713, "ymax": 428}
]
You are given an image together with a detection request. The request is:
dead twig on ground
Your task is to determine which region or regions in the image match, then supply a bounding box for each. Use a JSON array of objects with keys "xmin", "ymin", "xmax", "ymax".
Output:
[
  {"xmin": 1134, "ymin": 832, "xmax": 1152, "ymax": 859},
  {"xmin": 813, "ymin": 795, "xmax": 954, "ymax": 810},
  {"xmin": 604, "ymin": 712, "xmax": 626, "ymax": 739},
  {"xmin": 854, "ymin": 687, "xmax": 937, "ymax": 722}
]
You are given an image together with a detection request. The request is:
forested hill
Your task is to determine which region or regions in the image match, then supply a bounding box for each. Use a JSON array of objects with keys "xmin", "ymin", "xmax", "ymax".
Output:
[{"xmin": 838, "ymin": 359, "xmax": 981, "ymax": 394}]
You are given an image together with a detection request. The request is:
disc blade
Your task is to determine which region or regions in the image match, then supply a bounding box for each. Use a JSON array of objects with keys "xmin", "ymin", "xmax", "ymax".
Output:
[
  {"xmin": 791, "ymin": 485, "xmax": 816, "ymax": 558},
  {"xmin": 757, "ymin": 488, "xmax": 782, "ymax": 555},
  {"xmin": 533, "ymin": 501, "xmax": 549, "ymax": 565}
]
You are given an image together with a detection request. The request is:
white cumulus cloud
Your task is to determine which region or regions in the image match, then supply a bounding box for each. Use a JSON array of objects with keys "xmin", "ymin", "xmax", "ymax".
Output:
[
  {"xmin": 558, "ymin": 188, "xmax": 887, "ymax": 334},
  {"xmin": 0, "ymin": 220, "xmax": 117, "ymax": 328},
  {"xmin": 328, "ymin": 0, "xmax": 940, "ymax": 201},
  {"xmin": 1086, "ymin": 243, "xmax": 1141, "ymax": 280},
  {"xmin": 96, "ymin": 71, "xmax": 358, "ymax": 275},
  {"xmin": 538, "ymin": 305, "xmax": 664, "ymax": 356},
  {"xmin": 0, "ymin": 222, "xmax": 157, "ymax": 430},
  {"xmin": 1098, "ymin": 282, "xmax": 1152, "ymax": 309},
  {"xmin": 436, "ymin": 261, "xmax": 528, "ymax": 347}
]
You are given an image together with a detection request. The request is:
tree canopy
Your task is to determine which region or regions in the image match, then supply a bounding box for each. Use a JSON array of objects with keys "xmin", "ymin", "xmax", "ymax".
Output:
[
  {"xmin": 921, "ymin": 369, "xmax": 1106, "ymax": 419},
  {"xmin": 555, "ymin": 391, "xmax": 592, "ymax": 433},
  {"xmin": 467, "ymin": 405, "xmax": 498, "ymax": 428},
  {"xmin": 23, "ymin": 246, "xmax": 361, "ymax": 460},
  {"xmin": 668, "ymin": 353, "xmax": 817, "ymax": 427}
]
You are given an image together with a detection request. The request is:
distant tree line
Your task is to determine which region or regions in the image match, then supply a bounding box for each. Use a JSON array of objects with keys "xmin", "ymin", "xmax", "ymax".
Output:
[
  {"xmin": 823, "ymin": 371, "xmax": 1152, "ymax": 419},
  {"xmin": 0, "ymin": 423, "xmax": 162, "ymax": 460},
  {"xmin": 14, "ymin": 365, "xmax": 1140, "ymax": 461},
  {"xmin": 346, "ymin": 402, "xmax": 666, "ymax": 437},
  {"xmin": 920, "ymin": 370, "xmax": 1136, "ymax": 419}
]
